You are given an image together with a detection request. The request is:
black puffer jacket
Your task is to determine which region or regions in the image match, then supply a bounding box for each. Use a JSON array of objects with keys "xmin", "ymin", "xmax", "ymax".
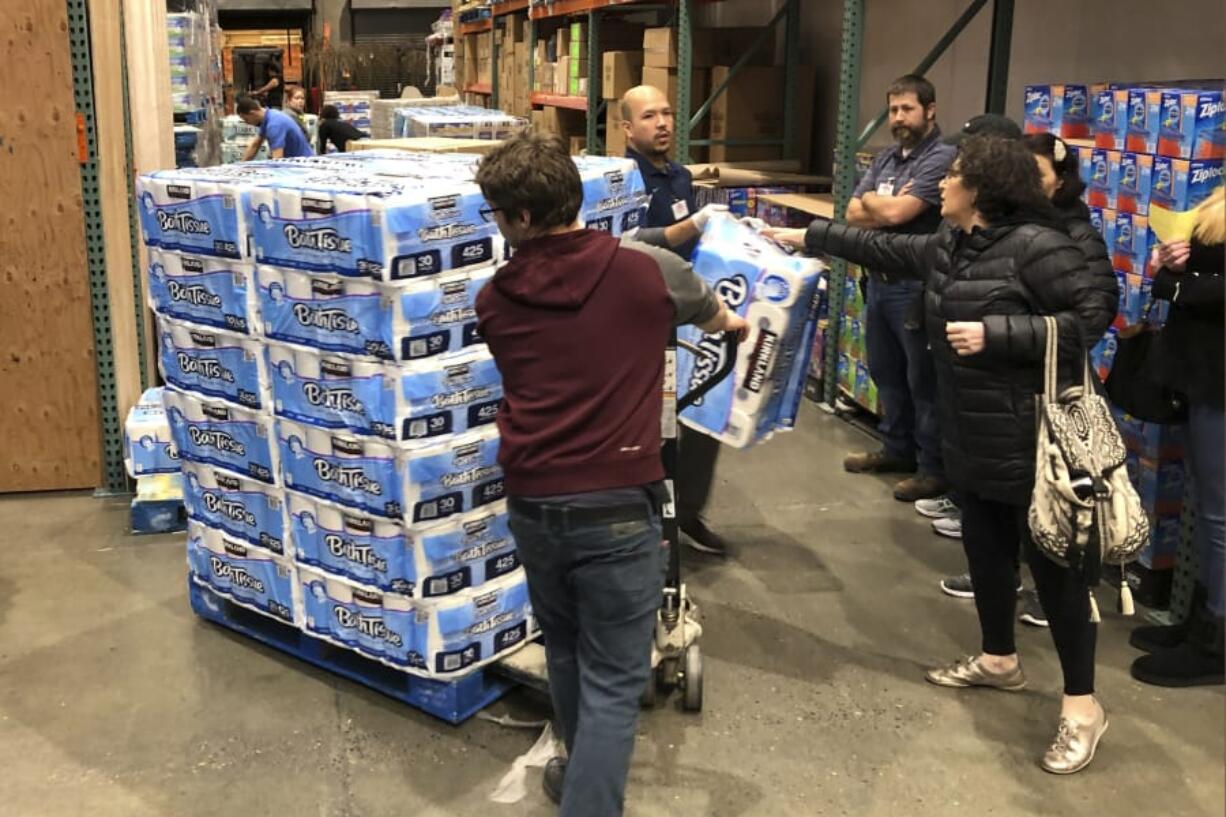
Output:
[
  {"xmin": 807, "ymin": 217, "xmax": 1119, "ymax": 504},
  {"xmin": 1060, "ymin": 199, "xmax": 1114, "ymax": 284}
]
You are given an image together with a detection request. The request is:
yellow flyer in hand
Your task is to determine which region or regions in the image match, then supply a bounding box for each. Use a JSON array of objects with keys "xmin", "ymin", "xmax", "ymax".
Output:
[{"xmin": 1148, "ymin": 205, "xmax": 1200, "ymax": 244}]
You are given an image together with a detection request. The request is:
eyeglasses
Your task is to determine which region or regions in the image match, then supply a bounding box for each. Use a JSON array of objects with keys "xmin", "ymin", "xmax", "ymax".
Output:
[{"xmin": 479, "ymin": 206, "xmax": 503, "ymax": 223}]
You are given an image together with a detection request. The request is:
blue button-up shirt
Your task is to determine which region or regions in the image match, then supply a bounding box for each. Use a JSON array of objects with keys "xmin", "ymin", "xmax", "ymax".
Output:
[
  {"xmin": 853, "ymin": 125, "xmax": 955, "ymax": 237},
  {"xmin": 627, "ymin": 148, "xmax": 698, "ymax": 260}
]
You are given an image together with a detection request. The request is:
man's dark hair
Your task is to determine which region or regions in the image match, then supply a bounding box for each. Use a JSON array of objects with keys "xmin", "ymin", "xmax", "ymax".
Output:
[
  {"xmin": 235, "ymin": 95, "xmax": 261, "ymax": 115},
  {"xmin": 1022, "ymin": 132, "xmax": 1086, "ymax": 208},
  {"xmin": 475, "ymin": 131, "xmax": 582, "ymax": 231},
  {"xmin": 887, "ymin": 74, "xmax": 936, "ymax": 108},
  {"xmin": 956, "ymin": 134, "xmax": 1054, "ymax": 224},
  {"xmin": 320, "ymin": 104, "xmax": 340, "ymax": 120}
]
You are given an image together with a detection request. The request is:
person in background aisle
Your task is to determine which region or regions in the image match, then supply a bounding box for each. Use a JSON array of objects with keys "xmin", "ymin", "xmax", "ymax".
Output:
[
  {"xmin": 474, "ymin": 132, "xmax": 747, "ymax": 816},
  {"xmin": 317, "ymin": 104, "xmax": 368, "ymax": 155},
  {"xmin": 620, "ymin": 84, "xmax": 729, "ymax": 557},
  {"xmin": 843, "ymin": 75, "xmax": 956, "ymax": 503},
  {"xmin": 768, "ymin": 135, "xmax": 1119, "ymax": 774},
  {"xmin": 237, "ymin": 95, "xmax": 313, "ymax": 160},
  {"xmin": 1130, "ymin": 186, "xmax": 1225, "ymax": 688},
  {"xmin": 284, "ymin": 84, "xmax": 309, "ymax": 137},
  {"xmin": 252, "ymin": 60, "xmax": 283, "ymax": 110}
]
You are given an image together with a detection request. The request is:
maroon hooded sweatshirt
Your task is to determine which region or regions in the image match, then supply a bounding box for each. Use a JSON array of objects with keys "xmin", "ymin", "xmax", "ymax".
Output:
[{"xmin": 476, "ymin": 228, "xmax": 719, "ymax": 497}]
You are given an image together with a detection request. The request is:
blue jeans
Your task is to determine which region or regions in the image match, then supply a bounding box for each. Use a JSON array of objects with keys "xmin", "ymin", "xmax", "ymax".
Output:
[
  {"xmin": 1187, "ymin": 402, "xmax": 1225, "ymax": 617},
  {"xmin": 508, "ymin": 498, "xmax": 666, "ymax": 817},
  {"xmin": 865, "ymin": 277, "xmax": 943, "ymax": 476}
]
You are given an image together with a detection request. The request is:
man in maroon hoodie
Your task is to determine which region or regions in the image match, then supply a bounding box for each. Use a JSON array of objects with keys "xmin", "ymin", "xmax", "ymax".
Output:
[{"xmin": 475, "ymin": 132, "xmax": 746, "ymax": 816}]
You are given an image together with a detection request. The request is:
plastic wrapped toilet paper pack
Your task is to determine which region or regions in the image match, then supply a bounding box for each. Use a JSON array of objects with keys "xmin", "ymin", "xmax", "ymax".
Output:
[
  {"xmin": 573, "ymin": 155, "xmax": 650, "ymax": 237},
  {"xmin": 255, "ymin": 265, "xmax": 493, "ymax": 362},
  {"xmin": 267, "ymin": 342, "xmax": 501, "ymax": 443},
  {"xmin": 146, "ymin": 248, "xmax": 256, "ymax": 334},
  {"xmin": 289, "ymin": 492, "xmax": 517, "ymax": 597},
  {"xmin": 299, "ymin": 564, "xmax": 533, "ymax": 676},
  {"xmin": 399, "ymin": 425, "xmax": 504, "ymax": 525},
  {"xmin": 677, "ymin": 215, "xmax": 824, "ymax": 448},
  {"xmin": 158, "ymin": 317, "xmax": 269, "ymax": 410},
  {"xmin": 124, "ymin": 387, "xmax": 180, "ymax": 477},
  {"xmin": 164, "ymin": 387, "xmax": 277, "ymax": 484},
  {"xmin": 277, "ymin": 418, "xmax": 402, "ymax": 517},
  {"xmin": 188, "ymin": 519, "xmax": 296, "ymax": 624},
  {"xmin": 181, "ymin": 459, "xmax": 286, "ymax": 556}
]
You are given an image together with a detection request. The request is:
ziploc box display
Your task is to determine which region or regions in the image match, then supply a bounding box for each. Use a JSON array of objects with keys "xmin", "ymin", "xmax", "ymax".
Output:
[
  {"xmin": 1150, "ymin": 157, "xmax": 1224, "ymax": 212},
  {"xmin": 278, "ymin": 418, "xmax": 402, "ymax": 518},
  {"xmin": 158, "ymin": 317, "xmax": 268, "ymax": 410},
  {"xmin": 1125, "ymin": 88, "xmax": 1164, "ymax": 154},
  {"xmin": 256, "ymin": 265, "xmax": 494, "ymax": 362},
  {"xmin": 187, "ymin": 519, "xmax": 296, "ymax": 624},
  {"xmin": 677, "ymin": 215, "xmax": 823, "ymax": 448},
  {"xmin": 1093, "ymin": 88, "xmax": 1130, "ymax": 149},
  {"xmin": 288, "ymin": 493, "xmax": 518, "ymax": 597},
  {"xmin": 1088, "ymin": 206, "xmax": 1117, "ymax": 249},
  {"xmin": 1111, "ymin": 212, "xmax": 1153, "ymax": 277},
  {"xmin": 1086, "ymin": 149, "xmax": 1120, "ymax": 209},
  {"xmin": 146, "ymin": 248, "xmax": 256, "ymax": 333},
  {"xmin": 266, "ymin": 343, "xmax": 501, "ymax": 443},
  {"xmin": 124, "ymin": 387, "xmax": 179, "ymax": 477},
  {"xmin": 164, "ymin": 387, "xmax": 277, "ymax": 484},
  {"xmin": 1116, "ymin": 152, "xmax": 1154, "ymax": 215},
  {"xmin": 1157, "ymin": 89, "xmax": 1225, "ymax": 160},
  {"xmin": 1024, "ymin": 84, "xmax": 1091, "ymax": 139},
  {"xmin": 574, "ymin": 154, "xmax": 648, "ymax": 236},
  {"xmin": 137, "ymin": 162, "xmax": 309, "ymax": 258},
  {"xmin": 181, "ymin": 459, "xmax": 286, "ymax": 555}
]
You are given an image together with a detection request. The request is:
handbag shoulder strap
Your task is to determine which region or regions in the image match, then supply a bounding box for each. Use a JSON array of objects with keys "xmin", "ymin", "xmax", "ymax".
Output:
[{"xmin": 1042, "ymin": 315, "xmax": 1059, "ymax": 402}]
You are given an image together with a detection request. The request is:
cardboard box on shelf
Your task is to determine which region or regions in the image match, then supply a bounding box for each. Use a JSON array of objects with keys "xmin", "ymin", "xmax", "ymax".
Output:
[
  {"xmin": 536, "ymin": 41, "xmax": 548, "ymax": 65},
  {"xmin": 709, "ymin": 66, "xmax": 785, "ymax": 163},
  {"xmin": 569, "ymin": 77, "xmax": 588, "ymax": 97},
  {"xmin": 570, "ymin": 57, "xmax": 588, "ymax": 80},
  {"xmin": 606, "ymin": 106, "xmax": 627, "ymax": 157},
  {"xmin": 603, "ymin": 51, "xmax": 644, "ymax": 100},
  {"xmin": 531, "ymin": 106, "xmax": 585, "ymax": 142},
  {"xmin": 569, "ymin": 136, "xmax": 587, "ymax": 155},
  {"xmin": 557, "ymin": 57, "xmax": 571, "ymax": 93},
  {"xmin": 555, "ymin": 26, "xmax": 570, "ymax": 58},
  {"xmin": 536, "ymin": 62, "xmax": 556, "ymax": 94},
  {"xmin": 643, "ymin": 27, "xmax": 715, "ymax": 68}
]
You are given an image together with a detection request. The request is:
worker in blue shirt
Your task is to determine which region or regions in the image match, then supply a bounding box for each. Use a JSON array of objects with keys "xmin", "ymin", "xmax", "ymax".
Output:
[
  {"xmin": 620, "ymin": 85, "xmax": 728, "ymax": 557},
  {"xmin": 237, "ymin": 94, "xmax": 314, "ymax": 161}
]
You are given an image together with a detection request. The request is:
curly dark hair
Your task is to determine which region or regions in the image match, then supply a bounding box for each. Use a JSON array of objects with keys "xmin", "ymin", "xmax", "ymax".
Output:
[
  {"xmin": 475, "ymin": 131, "xmax": 582, "ymax": 232},
  {"xmin": 955, "ymin": 135, "xmax": 1053, "ymax": 224},
  {"xmin": 1022, "ymin": 132, "xmax": 1086, "ymax": 208}
]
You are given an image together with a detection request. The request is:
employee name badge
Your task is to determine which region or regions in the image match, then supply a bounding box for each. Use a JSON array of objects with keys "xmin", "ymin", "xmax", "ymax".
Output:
[
  {"xmin": 671, "ymin": 199, "xmax": 690, "ymax": 220},
  {"xmin": 876, "ymin": 176, "xmax": 897, "ymax": 196}
]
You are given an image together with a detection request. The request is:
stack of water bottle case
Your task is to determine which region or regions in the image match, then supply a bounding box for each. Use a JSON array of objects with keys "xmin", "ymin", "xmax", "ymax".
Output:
[{"xmin": 136, "ymin": 149, "xmax": 648, "ymax": 678}]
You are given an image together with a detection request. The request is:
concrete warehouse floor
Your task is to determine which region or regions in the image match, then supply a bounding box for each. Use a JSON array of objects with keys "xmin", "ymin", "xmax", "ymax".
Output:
[{"xmin": 0, "ymin": 405, "xmax": 1222, "ymax": 817}]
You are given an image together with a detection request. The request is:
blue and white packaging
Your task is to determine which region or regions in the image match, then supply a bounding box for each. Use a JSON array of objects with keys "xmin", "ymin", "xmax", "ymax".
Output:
[
  {"xmin": 399, "ymin": 426, "xmax": 504, "ymax": 525},
  {"xmin": 396, "ymin": 105, "xmax": 527, "ymax": 140},
  {"xmin": 146, "ymin": 248, "xmax": 256, "ymax": 334},
  {"xmin": 157, "ymin": 317, "xmax": 268, "ymax": 411},
  {"xmin": 677, "ymin": 216, "xmax": 824, "ymax": 448},
  {"xmin": 164, "ymin": 387, "xmax": 277, "ymax": 484},
  {"xmin": 267, "ymin": 342, "xmax": 501, "ymax": 443},
  {"xmin": 188, "ymin": 519, "xmax": 296, "ymax": 624},
  {"xmin": 574, "ymin": 155, "xmax": 649, "ymax": 236},
  {"xmin": 288, "ymin": 493, "xmax": 517, "ymax": 597},
  {"xmin": 277, "ymin": 418, "xmax": 402, "ymax": 518},
  {"xmin": 395, "ymin": 266, "xmax": 493, "ymax": 360},
  {"xmin": 124, "ymin": 387, "xmax": 179, "ymax": 477},
  {"xmin": 181, "ymin": 459, "xmax": 286, "ymax": 556}
]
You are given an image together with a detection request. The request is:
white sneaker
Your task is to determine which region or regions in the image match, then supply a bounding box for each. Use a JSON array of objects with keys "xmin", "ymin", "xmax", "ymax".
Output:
[
  {"xmin": 932, "ymin": 515, "xmax": 963, "ymax": 539},
  {"xmin": 915, "ymin": 496, "xmax": 959, "ymax": 519}
]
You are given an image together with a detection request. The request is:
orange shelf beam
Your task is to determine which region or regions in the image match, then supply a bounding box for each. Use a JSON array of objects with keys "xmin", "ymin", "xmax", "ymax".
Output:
[
  {"xmin": 530, "ymin": 92, "xmax": 589, "ymax": 111},
  {"xmin": 465, "ymin": 83, "xmax": 494, "ymax": 95},
  {"xmin": 458, "ymin": 19, "xmax": 493, "ymax": 35},
  {"xmin": 492, "ymin": 0, "xmax": 530, "ymax": 16}
]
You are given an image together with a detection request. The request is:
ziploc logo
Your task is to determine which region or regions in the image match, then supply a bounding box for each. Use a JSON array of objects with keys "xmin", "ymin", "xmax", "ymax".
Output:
[
  {"xmin": 1191, "ymin": 165, "xmax": 1223, "ymax": 186},
  {"xmin": 1199, "ymin": 98, "xmax": 1226, "ymax": 120},
  {"xmin": 284, "ymin": 224, "xmax": 353, "ymax": 253}
]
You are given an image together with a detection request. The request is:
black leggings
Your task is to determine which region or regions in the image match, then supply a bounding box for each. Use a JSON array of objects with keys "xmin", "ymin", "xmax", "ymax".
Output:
[{"xmin": 959, "ymin": 491, "xmax": 1097, "ymax": 696}]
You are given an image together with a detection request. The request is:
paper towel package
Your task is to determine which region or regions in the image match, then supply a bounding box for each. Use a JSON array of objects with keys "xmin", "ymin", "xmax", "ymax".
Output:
[
  {"xmin": 677, "ymin": 216, "xmax": 824, "ymax": 448},
  {"xmin": 188, "ymin": 519, "xmax": 296, "ymax": 624},
  {"xmin": 288, "ymin": 493, "xmax": 517, "ymax": 597},
  {"xmin": 299, "ymin": 565, "xmax": 532, "ymax": 676},
  {"xmin": 267, "ymin": 342, "xmax": 501, "ymax": 443},
  {"xmin": 181, "ymin": 459, "xmax": 286, "ymax": 556},
  {"xmin": 164, "ymin": 387, "xmax": 277, "ymax": 484},
  {"xmin": 124, "ymin": 387, "xmax": 180, "ymax": 477},
  {"xmin": 255, "ymin": 265, "xmax": 493, "ymax": 362},
  {"xmin": 146, "ymin": 248, "xmax": 257, "ymax": 333},
  {"xmin": 157, "ymin": 316, "xmax": 268, "ymax": 411},
  {"xmin": 277, "ymin": 418, "xmax": 402, "ymax": 517}
]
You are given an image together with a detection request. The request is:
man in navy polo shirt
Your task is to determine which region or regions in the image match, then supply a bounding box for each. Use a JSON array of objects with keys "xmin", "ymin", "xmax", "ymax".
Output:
[
  {"xmin": 842, "ymin": 74, "xmax": 956, "ymax": 504},
  {"xmin": 620, "ymin": 85, "xmax": 728, "ymax": 557},
  {"xmin": 237, "ymin": 94, "xmax": 314, "ymax": 161}
]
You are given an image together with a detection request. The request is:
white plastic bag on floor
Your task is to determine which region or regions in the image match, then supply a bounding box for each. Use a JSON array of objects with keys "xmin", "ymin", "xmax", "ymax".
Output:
[{"xmin": 488, "ymin": 722, "xmax": 561, "ymax": 804}]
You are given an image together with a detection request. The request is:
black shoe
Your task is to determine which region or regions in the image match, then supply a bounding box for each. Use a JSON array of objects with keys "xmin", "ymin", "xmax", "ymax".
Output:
[
  {"xmin": 681, "ymin": 518, "xmax": 727, "ymax": 557},
  {"xmin": 1130, "ymin": 584, "xmax": 1206, "ymax": 653},
  {"xmin": 1130, "ymin": 612, "xmax": 1225, "ymax": 688},
  {"xmin": 543, "ymin": 758, "xmax": 566, "ymax": 805}
]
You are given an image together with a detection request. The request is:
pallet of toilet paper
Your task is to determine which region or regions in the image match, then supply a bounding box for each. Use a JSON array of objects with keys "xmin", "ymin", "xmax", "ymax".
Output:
[
  {"xmin": 676, "ymin": 215, "xmax": 825, "ymax": 448},
  {"xmin": 395, "ymin": 106, "xmax": 527, "ymax": 141},
  {"xmin": 125, "ymin": 387, "xmax": 181, "ymax": 477}
]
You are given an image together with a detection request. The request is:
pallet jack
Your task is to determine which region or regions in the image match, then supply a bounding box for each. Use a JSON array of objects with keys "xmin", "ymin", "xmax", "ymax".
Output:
[{"xmin": 493, "ymin": 331, "xmax": 739, "ymax": 714}]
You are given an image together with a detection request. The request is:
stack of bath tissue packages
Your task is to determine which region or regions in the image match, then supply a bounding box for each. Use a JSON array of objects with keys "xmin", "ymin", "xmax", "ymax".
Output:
[{"xmin": 136, "ymin": 149, "xmax": 648, "ymax": 679}]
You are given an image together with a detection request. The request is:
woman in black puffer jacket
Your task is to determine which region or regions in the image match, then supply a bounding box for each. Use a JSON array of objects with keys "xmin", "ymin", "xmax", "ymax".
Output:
[{"xmin": 772, "ymin": 135, "xmax": 1119, "ymax": 774}]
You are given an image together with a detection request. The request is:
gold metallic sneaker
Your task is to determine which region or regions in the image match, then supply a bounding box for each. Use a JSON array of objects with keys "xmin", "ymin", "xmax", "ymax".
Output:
[
  {"xmin": 924, "ymin": 655, "xmax": 1027, "ymax": 691},
  {"xmin": 1041, "ymin": 701, "xmax": 1109, "ymax": 775}
]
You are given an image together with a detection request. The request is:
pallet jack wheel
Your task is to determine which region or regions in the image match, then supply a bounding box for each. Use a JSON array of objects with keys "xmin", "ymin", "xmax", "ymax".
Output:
[
  {"xmin": 681, "ymin": 644, "xmax": 703, "ymax": 712},
  {"xmin": 640, "ymin": 675, "xmax": 656, "ymax": 708}
]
